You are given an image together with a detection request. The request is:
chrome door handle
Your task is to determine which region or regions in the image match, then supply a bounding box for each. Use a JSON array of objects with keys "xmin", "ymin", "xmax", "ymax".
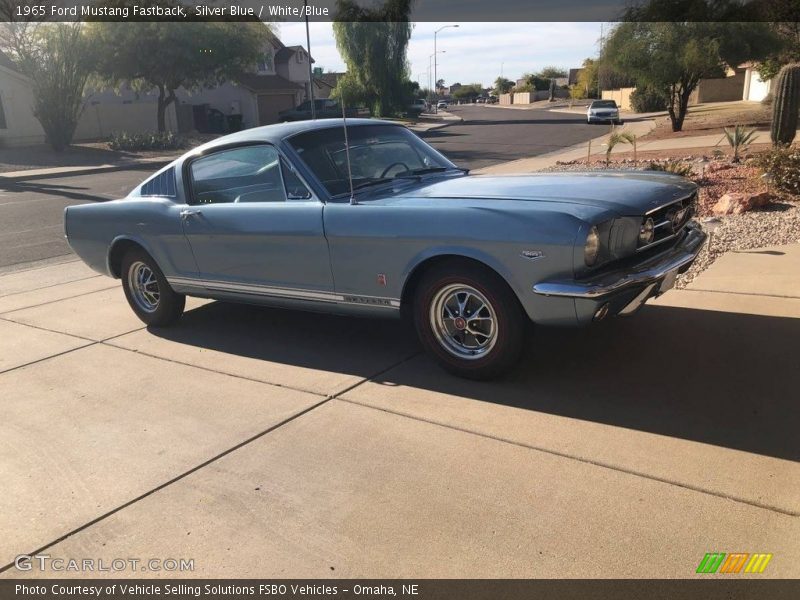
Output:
[{"xmin": 180, "ymin": 209, "xmax": 202, "ymax": 219}]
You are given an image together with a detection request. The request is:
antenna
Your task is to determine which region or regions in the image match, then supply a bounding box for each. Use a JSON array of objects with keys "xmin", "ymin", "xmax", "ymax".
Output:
[{"xmin": 341, "ymin": 99, "xmax": 356, "ymax": 205}]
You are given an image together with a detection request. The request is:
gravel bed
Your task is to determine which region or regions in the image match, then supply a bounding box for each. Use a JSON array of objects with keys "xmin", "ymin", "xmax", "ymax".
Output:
[
  {"xmin": 679, "ymin": 203, "xmax": 800, "ymax": 287},
  {"xmin": 541, "ymin": 160, "xmax": 800, "ymax": 286}
]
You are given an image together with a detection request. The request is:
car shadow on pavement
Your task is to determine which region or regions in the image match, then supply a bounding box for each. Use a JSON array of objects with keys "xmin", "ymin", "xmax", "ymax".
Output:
[
  {"xmin": 150, "ymin": 301, "xmax": 421, "ymax": 380},
  {"xmin": 153, "ymin": 301, "xmax": 799, "ymax": 462}
]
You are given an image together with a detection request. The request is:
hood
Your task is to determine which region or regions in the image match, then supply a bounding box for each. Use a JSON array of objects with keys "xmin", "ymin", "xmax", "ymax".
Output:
[{"xmin": 394, "ymin": 172, "xmax": 697, "ymax": 215}]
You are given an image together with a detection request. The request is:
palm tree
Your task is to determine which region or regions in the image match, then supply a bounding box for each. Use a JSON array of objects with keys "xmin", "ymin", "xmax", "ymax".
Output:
[{"xmin": 605, "ymin": 131, "xmax": 636, "ymax": 166}]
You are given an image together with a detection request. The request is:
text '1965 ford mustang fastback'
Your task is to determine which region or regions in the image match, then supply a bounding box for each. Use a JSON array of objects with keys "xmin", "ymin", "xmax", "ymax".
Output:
[{"xmin": 64, "ymin": 119, "xmax": 705, "ymax": 379}]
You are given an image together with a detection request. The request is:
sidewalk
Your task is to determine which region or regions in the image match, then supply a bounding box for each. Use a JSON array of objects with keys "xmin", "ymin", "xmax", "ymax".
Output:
[
  {"xmin": 476, "ymin": 116, "xmax": 796, "ymax": 175},
  {"xmin": 475, "ymin": 115, "xmax": 658, "ymax": 174}
]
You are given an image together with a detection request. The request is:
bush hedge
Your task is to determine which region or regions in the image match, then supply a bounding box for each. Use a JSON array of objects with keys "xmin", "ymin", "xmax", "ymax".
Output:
[
  {"xmin": 108, "ymin": 131, "xmax": 186, "ymax": 152},
  {"xmin": 757, "ymin": 147, "xmax": 800, "ymax": 194},
  {"xmin": 630, "ymin": 87, "xmax": 667, "ymax": 113}
]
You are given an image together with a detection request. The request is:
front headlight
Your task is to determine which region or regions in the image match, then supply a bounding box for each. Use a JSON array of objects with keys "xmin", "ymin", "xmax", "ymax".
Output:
[{"xmin": 584, "ymin": 226, "xmax": 600, "ymax": 266}]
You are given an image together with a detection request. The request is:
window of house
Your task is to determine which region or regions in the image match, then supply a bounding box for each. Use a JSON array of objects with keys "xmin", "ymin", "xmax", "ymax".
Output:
[
  {"xmin": 257, "ymin": 50, "xmax": 274, "ymax": 74},
  {"xmin": 0, "ymin": 94, "xmax": 7, "ymax": 129}
]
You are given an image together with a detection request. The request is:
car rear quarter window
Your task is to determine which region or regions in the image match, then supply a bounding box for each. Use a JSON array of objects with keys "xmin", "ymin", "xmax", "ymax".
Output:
[{"xmin": 140, "ymin": 167, "xmax": 177, "ymax": 197}]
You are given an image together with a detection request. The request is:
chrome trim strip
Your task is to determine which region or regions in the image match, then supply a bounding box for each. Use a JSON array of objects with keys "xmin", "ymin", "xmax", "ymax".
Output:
[
  {"xmin": 532, "ymin": 224, "xmax": 706, "ymax": 299},
  {"xmin": 644, "ymin": 192, "xmax": 696, "ymax": 216},
  {"xmin": 634, "ymin": 230, "xmax": 679, "ymax": 253},
  {"xmin": 167, "ymin": 277, "xmax": 401, "ymax": 308},
  {"xmin": 617, "ymin": 283, "xmax": 657, "ymax": 316}
]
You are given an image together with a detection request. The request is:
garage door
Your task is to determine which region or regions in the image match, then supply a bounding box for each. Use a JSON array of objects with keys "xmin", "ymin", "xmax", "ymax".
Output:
[
  {"xmin": 747, "ymin": 73, "xmax": 771, "ymax": 102},
  {"xmin": 257, "ymin": 94, "xmax": 296, "ymax": 125}
]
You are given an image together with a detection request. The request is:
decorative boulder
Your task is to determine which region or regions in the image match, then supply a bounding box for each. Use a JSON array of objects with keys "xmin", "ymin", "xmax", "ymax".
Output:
[{"xmin": 711, "ymin": 192, "xmax": 773, "ymax": 215}]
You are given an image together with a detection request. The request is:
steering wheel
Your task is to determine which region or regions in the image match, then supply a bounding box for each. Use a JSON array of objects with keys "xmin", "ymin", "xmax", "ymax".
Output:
[{"xmin": 379, "ymin": 162, "xmax": 410, "ymax": 179}]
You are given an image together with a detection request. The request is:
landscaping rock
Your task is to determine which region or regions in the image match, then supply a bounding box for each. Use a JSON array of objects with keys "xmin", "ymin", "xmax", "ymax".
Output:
[{"xmin": 711, "ymin": 191, "xmax": 773, "ymax": 215}]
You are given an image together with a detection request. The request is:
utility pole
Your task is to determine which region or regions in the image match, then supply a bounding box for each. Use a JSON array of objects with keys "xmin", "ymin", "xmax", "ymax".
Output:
[{"xmin": 597, "ymin": 22, "xmax": 603, "ymax": 100}]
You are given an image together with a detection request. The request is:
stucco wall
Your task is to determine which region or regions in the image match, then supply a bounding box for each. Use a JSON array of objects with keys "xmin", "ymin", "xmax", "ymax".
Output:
[
  {"xmin": 499, "ymin": 93, "xmax": 513, "ymax": 105},
  {"xmin": 74, "ymin": 102, "xmax": 178, "ymax": 141},
  {"xmin": 601, "ymin": 88, "xmax": 635, "ymax": 111},
  {"xmin": 513, "ymin": 92, "xmax": 531, "ymax": 104},
  {"xmin": 0, "ymin": 67, "xmax": 45, "ymax": 147},
  {"xmin": 691, "ymin": 72, "xmax": 745, "ymax": 104}
]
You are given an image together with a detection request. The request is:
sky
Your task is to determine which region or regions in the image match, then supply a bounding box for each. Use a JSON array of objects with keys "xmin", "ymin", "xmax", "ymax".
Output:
[{"xmin": 278, "ymin": 22, "xmax": 605, "ymax": 89}]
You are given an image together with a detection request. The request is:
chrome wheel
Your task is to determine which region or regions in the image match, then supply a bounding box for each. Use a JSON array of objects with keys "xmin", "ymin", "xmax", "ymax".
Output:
[
  {"xmin": 127, "ymin": 261, "xmax": 160, "ymax": 313},
  {"xmin": 429, "ymin": 284, "xmax": 498, "ymax": 360}
]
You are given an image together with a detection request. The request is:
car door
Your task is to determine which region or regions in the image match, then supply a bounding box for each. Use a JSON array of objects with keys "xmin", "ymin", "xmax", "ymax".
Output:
[{"xmin": 181, "ymin": 143, "xmax": 335, "ymax": 301}]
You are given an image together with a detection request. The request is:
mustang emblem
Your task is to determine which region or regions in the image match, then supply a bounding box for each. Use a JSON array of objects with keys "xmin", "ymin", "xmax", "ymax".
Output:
[{"xmin": 669, "ymin": 207, "xmax": 688, "ymax": 233}]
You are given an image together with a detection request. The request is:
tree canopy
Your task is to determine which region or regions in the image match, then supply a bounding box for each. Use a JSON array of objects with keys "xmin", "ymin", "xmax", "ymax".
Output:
[
  {"xmin": 88, "ymin": 5, "xmax": 270, "ymax": 132},
  {"xmin": 332, "ymin": 0, "xmax": 414, "ymax": 117},
  {"xmin": 603, "ymin": 18, "xmax": 781, "ymax": 131},
  {"xmin": 452, "ymin": 83, "xmax": 483, "ymax": 101},
  {"xmin": 494, "ymin": 76, "xmax": 514, "ymax": 95},
  {"xmin": 1, "ymin": 22, "xmax": 94, "ymax": 150}
]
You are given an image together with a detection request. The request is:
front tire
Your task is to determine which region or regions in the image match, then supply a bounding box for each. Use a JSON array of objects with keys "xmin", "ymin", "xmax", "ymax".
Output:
[
  {"xmin": 413, "ymin": 261, "xmax": 526, "ymax": 380},
  {"xmin": 121, "ymin": 248, "xmax": 185, "ymax": 327}
]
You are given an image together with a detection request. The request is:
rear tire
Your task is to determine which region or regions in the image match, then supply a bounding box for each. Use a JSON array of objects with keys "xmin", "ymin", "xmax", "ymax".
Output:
[
  {"xmin": 121, "ymin": 248, "xmax": 185, "ymax": 327},
  {"xmin": 413, "ymin": 261, "xmax": 526, "ymax": 380}
]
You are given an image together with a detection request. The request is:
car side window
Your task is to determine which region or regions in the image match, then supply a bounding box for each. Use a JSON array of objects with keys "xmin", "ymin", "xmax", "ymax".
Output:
[{"xmin": 189, "ymin": 145, "xmax": 287, "ymax": 205}]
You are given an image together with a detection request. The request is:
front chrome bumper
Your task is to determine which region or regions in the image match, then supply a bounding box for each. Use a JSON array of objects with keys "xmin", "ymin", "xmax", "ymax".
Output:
[{"xmin": 533, "ymin": 223, "xmax": 706, "ymax": 300}]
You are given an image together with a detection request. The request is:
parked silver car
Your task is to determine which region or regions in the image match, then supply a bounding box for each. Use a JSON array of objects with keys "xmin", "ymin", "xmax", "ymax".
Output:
[
  {"xmin": 587, "ymin": 99, "xmax": 621, "ymax": 124},
  {"xmin": 64, "ymin": 119, "xmax": 704, "ymax": 379}
]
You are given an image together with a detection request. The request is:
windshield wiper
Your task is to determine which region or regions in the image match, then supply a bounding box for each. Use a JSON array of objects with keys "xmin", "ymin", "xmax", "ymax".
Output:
[
  {"xmin": 350, "ymin": 178, "xmax": 394, "ymax": 191},
  {"xmin": 398, "ymin": 167, "xmax": 449, "ymax": 176}
]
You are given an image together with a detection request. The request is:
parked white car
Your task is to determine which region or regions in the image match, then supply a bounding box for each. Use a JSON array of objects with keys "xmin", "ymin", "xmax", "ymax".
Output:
[
  {"xmin": 587, "ymin": 100, "xmax": 621, "ymax": 124},
  {"xmin": 437, "ymin": 100, "xmax": 448, "ymax": 110}
]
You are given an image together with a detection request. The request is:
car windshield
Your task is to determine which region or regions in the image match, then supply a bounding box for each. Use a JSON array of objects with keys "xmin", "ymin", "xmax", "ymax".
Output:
[
  {"xmin": 591, "ymin": 100, "xmax": 617, "ymax": 108},
  {"xmin": 287, "ymin": 124, "xmax": 458, "ymax": 197}
]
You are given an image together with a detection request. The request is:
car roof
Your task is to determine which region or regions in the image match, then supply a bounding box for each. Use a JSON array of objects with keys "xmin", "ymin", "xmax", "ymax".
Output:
[{"xmin": 189, "ymin": 118, "xmax": 401, "ymax": 155}]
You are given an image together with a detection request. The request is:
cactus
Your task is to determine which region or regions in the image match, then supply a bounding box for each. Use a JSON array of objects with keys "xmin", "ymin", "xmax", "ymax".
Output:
[{"xmin": 770, "ymin": 63, "xmax": 800, "ymax": 146}]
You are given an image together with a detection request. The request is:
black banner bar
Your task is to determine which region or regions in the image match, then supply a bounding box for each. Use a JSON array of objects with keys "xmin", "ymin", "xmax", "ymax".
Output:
[
  {"xmin": 0, "ymin": 0, "xmax": 793, "ymax": 22},
  {"xmin": 3, "ymin": 580, "xmax": 800, "ymax": 600}
]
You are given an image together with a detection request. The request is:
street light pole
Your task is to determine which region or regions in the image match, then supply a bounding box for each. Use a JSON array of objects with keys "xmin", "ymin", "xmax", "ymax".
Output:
[
  {"xmin": 429, "ymin": 52, "xmax": 445, "ymax": 105},
  {"xmin": 304, "ymin": 0, "xmax": 315, "ymax": 119},
  {"xmin": 433, "ymin": 24, "xmax": 458, "ymax": 112}
]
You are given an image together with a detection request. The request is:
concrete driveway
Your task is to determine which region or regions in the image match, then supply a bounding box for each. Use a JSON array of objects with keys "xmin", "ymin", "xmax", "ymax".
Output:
[{"xmin": 1, "ymin": 250, "xmax": 799, "ymax": 578}]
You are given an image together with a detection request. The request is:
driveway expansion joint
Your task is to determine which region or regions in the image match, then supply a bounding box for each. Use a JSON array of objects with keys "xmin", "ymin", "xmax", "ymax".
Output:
[
  {"xmin": 336, "ymin": 396, "xmax": 800, "ymax": 518},
  {"xmin": 0, "ymin": 350, "xmax": 421, "ymax": 574}
]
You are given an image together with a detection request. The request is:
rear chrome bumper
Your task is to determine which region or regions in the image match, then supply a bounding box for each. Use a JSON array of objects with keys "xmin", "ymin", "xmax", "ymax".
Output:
[{"xmin": 533, "ymin": 222, "xmax": 706, "ymax": 300}]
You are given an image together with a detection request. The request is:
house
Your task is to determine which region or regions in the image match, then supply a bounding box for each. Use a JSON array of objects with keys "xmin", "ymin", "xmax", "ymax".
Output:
[
  {"xmin": 0, "ymin": 51, "xmax": 45, "ymax": 146},
  {"xmin": 741, "ymin": 63, "xmax": 774, "ymax": 102},
  {"xmin": 312, "ymin": 70, "xmax": 345, "ymax": 100},
  {"xmin": 75, "ymin": 32, "xmax": 315, "ymax": 140}
]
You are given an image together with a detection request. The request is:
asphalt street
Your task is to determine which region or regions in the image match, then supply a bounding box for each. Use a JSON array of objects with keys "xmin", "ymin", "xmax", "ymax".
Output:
[
  {"xmin": 421, "ymin": 104, "xmax": 598, "ymax": 170},
  {"xmin": 0, "ymin": 105, "xmax": 598, "ymax": 272},
  {"xmin": 0, "ymin": 168, "xmax": 151, "ymax": 272}
]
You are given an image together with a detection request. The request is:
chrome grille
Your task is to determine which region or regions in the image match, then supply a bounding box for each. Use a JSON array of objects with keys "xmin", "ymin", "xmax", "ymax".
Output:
[{"xmin": 638, "ymin": 193, "xmax": 696, "ymax": 252}]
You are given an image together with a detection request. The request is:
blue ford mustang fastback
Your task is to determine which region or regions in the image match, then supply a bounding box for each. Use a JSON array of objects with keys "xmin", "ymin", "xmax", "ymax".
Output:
[{"xmin": 65, "ymin": 119, "xmax": 705, "ymax": 379}]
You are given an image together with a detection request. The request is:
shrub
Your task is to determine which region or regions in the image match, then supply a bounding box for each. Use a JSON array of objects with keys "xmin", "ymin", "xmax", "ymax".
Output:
[
  {"xmin": 646, "ymin": 161, "xmax": 694, "ymax": 177},
  {"xmin": 630, "ymin": 86, "xmax": 667, "ymax": 113},
  {"xmin": 756, "ymin": 147, "xmax": 800, "ymax": 194},
  {"xmin": 723, "ymin": 125, "xmax": 758, "ymax": 163},
  {"xmin": 108, "ymin": 131, "xmax": 186, "ymax": 152}
]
